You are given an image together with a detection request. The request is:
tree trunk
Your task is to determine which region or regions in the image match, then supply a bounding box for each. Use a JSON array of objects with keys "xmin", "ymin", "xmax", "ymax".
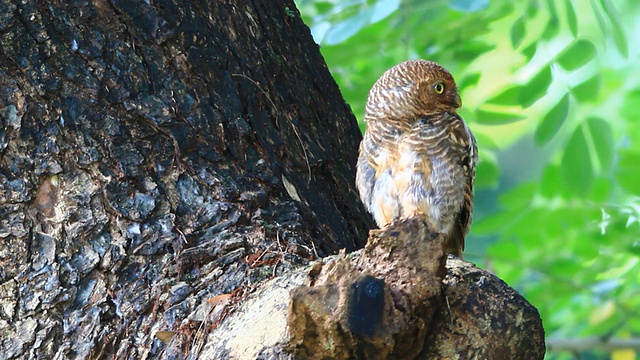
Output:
[
  {"xmin": 0, "ymin": 1, "xmax": 544, "ymax": 359},
  {"xmin": 0, "ymin": 1, "xmax": 370, "ymax": 358}
]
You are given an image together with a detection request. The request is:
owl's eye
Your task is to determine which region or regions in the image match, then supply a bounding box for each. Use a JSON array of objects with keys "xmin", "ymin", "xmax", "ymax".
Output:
[{"xmin": 434, "ymin": 82, "xmax": 445, "ymax": 94}]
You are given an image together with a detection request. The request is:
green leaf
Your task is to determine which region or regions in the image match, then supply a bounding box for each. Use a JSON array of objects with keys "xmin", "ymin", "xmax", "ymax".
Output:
[
  {"xmin": 485, "ymin": 86, "xmax": 524, "ymax": 106},
  {"xmin": 542, "ymin": 0, "xmax": 559, "ymax": 40},
  {"xmin": 313, "ymin": 2, "xmax": 333, "ymax": 14},
  {"xmin": 600, "ymin": 0, "xmax": 629, "ymax": 58},
  {"xmin": 549, "ymin": 258, "xmax": 584, "ymax": 277},
  {"xmin": 521, "ymin": 42, "xmax": 537, "ymax": 60},
  {"xmin": 556, "ymin": 39, "xmax": 596, "ymax": 71},
  {"xmin": 535, "ymin": 94, "xmax": 570, "ymax": 145},
  {"xmin": 610, "ymin": 19, "xmax": 629, "ymax": 58},
  {"xmin": 571, "ymin": 73, "xmax": 601, "ymax": 102},
  {"xmin": 473, "ymin": 132, "xmax": 499, "ymax": 150},
  {"xmin": 473, "ymin": 211, "xmax": 517, "ymax": 235},
  {"xmin": 590, "ymin": 0, "xmax": 609, "ymax": 37},
  {"xmin": 488, "ymin": 240, "xmax": 522, "ymax": 262},
  {"xmin": 475, "ymin": 109, "xmax": 526, "ymax": 125},
  {"xmin": 540, "ymin": 164, "xmax": 562, "ymax": 198},
  {"xmin": 510, "ymin": 17, "xmax": 526, "ymax": 49},
  {"xmin": 371, "ymin": 0, "xmax": 401, "ymax": 23},
  {"xmin": 324, "ymin": 9, "xmax": 372, "ymax": 45},
  {"xmin": 448, "ymin": 0, "xmax": 490, "ymax": 13},
  {"xmin": 585, "ymin": 117, "xmax": 613, "ymax": 172},
  {"xmin": 519, "ymin": 65, "xmax": 552, "ymax": 108},
  {"xmin": 475, "ymin": 157, "xmax": 500, "ymax": 188},
  {"xmin": 458, "ymin": 73, "xmax": 481, "ymax": 89},
  {"xmin": 526, "ymin": 1, "xmax": 540, "ymax": 17},
  {"xmin": 561, "ymin": 124, "xmax": 593, "ymax": 196},
  {"xmin": 590, "ymin": 177, "xmax": 611, "ymax": 202},
  {"xmin": 620, "ymin": 88, "xmax": 640, "ymax": 121},
  {"xmin": 454, "ymin": 41, "xmax": 496, "ymax": 62},
  {"xmin": 499, "ymin": 182, "xmax": 537, "ymax": 209},
  {"xmin": 616, "ymin": 150, "xmax": 640, "ymax": 196},
  {"xmin": 565, "ymin": 0, "xmax": 578, "ymax": 37}
]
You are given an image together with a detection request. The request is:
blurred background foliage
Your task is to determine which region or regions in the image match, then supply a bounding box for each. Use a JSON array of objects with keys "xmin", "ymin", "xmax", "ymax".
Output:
[{"xmin": 295, "ymin": 0, "xmax": 640, "ymax": 358}]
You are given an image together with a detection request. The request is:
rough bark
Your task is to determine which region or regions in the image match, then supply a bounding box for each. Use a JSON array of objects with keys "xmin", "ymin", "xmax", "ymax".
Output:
[
  {"xmin": 201, "ymin": 218, "xmax": 545, "ymax": 359},
  {"xmin": 0, "ymin": 1, "xmax": 370, "ymax": 359},
  {"xmin": 0, "ymin": 1, "xmax": 545, "ymax": 359}
]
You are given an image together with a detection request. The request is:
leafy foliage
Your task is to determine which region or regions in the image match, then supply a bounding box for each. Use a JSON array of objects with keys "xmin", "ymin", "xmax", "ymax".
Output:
[{"xmin": 296, "ymin": 0, "xmax": 640, "ymax": 358}]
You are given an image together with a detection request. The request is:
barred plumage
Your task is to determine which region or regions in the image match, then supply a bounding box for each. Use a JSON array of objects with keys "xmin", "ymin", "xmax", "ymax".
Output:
[{"xmin": 356, "ymin": 60, "xmax": 477, "ymax": 257}]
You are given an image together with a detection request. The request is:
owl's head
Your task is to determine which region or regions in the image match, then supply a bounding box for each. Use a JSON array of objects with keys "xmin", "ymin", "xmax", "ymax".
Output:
[{"xmin": 365, "ymin": 59, "xmax": 461, "ymax": 121}]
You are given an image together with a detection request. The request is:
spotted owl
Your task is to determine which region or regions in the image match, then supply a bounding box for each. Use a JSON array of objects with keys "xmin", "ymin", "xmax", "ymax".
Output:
[{"xmin": 355, "ymin": 60, "xmax": 477, "ymax": 257}]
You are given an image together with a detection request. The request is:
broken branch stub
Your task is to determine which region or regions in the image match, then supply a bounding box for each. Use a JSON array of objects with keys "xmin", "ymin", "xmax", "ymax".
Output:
[
  {"xmin": 288, "ymin": 217, "xmax": 446, "ymax": 359},
  {"xmin": 287, "ymin": 216, "xmax": 545, "ymax": 359},
  {"xmin": 199, "ymin": 217, "xmax": 545, "ymax": 359}
]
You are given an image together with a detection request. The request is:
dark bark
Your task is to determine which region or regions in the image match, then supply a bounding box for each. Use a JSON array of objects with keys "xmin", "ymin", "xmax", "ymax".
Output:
[
  {"xmin": 0, "ymin": 1, "xmax": 370, "ymax": 358},
  {"xmin": 0, "ymin": 1, "xmax": 545, "ymax": 359}
]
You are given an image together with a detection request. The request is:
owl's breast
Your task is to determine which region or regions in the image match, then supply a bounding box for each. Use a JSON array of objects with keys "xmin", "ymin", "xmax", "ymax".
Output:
[{"xmin": 365, "ymin": 120, "xmax": 467, "ymax": 230}]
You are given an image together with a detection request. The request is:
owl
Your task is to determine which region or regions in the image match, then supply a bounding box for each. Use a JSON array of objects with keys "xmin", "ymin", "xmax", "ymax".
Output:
[{"xmin": 356, "ymin": 60, "xmax": 477, "ymax": 257}]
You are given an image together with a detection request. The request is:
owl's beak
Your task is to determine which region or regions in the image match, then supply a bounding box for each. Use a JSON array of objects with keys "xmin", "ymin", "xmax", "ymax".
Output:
[{"xmin": 454, "ymin": 93, "xmax": 462, "ymax": 108}]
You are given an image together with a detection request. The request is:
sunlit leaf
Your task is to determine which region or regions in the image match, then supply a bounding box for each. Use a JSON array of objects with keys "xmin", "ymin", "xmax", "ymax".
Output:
[
  {"xmin": 556, "ymin": 39, "xmax": 596, "ymax": 71},
  {"xmin": 473, "ymin": 132, "xmax": 499, "ymax": 150},
  {"xmin": 520, "ymin": 65, "xmax": 552, "ymax": 107},
  {"xmin": 612, "ymin": 349, "xmax": 636, "ymax": 360},
  {"xmin": 454, "ymin": 41, "xmax": 496, "ymax": 62},
  {"xmin": 521, "ymin": 42, "xmax": 537, "ymax": 60},
  {"xmin": 486, "ymin": 86, "xmax": 524, "ymax": 106},
  {"xmin": 510, "ymin": 17, "xmax": 526, "ymax": 49},
  {"xmin": 313, "ymin": 2, "xmax": 333, "ymax": 14},
  {"xmin": 600, "ymin": 0, "xmax": 629, "ymax": 58},
  {"xmin": 620, "ymin": 88, "xmax": 640, "ymax": 121},
  {"xmin": 610, "ymin": 20, "xmax": 629, "ymax": 58},
  {"xmin": 448, "ymin": 0, "xmax": 489, "ymax": 13},
  {"xmin": 324, "ymin": 9, "xmax": 372, "ymax": 45},
  {"xmin": 488, "ymin": 240, "xmax": 521, "ymax": 261},
  {"xmin": 535, "ymin": 93, "xmax": 570, "ymax": 145},
  {"xmin": 371, "ymin": 0, "xmax": 401, "ymax": 23},
  {"xmin": 597, "ymin": 257, "xmax": 639, "ymax": 280},
  {"xmin": 542, "ymin": 0, "xmax": 559, "ymax": 39},
  {"xmin": 473, "ymin": 211, "xmax": 517, "ymax": 235},
  {"xmin": 458, "ymin": 72, "xmax": 481, "ymax": 89},
  {"xmin": 616, "ymin": 150, "xmax": 640, "ymax": 196},
  {"xmin": 585, "ymin": 117, "xmax": 613, "ymax": 171},
  {"xmin": 590, "ymin": 177, "xmax": 611, "ymax": 202},
  {"xmin": 571, "ymin": 73, "xmax": 601, "ymax": 102},
  {"xmin": 549, "ymin": 258, "xmax": 584, "ymax": 278},
  {"xmin": 565, "ymin": 0, "xmax": 578, "ymax": 37},
  {"xmin": 561, "ymin": 124, "xmax": 593, "ymax": 196},
  {"xmin": 526, "ymin": 1, "xmax": 540, "ymax": 17},
  {"xmin": 475, "ymin": 157, "xmax": 499, "ymax": 188},
  {"xmin": 499, "ymin": 182, "xmax": 537, "ymax": 209},
  {"xmin": 590, "ymin": 0, "xmax": 609, "ymax": 37},
  {"xmin": 476, "ymin": 109, "xmax": 526, "ymax": 125},
  {"xmin": 540, "ymin": 165, "xmax": 562, "ymax": 198},
  {"xmin": 589, "ymin": 300, "xmax": 615, "ymax": 325}
]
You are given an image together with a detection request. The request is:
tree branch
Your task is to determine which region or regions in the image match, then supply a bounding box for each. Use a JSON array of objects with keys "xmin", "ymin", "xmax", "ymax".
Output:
[{"xmin": 548, "ymin": 337, "xmax": 640, "ymax": 352}]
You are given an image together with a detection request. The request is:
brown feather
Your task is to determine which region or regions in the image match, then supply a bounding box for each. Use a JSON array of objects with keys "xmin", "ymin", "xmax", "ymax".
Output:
[{"xmin": 356, "ymin": 59, "xmax": 477, "ymax": 257}]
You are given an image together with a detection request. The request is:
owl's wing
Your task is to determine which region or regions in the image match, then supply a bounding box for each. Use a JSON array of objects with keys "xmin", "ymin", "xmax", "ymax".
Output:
[
  {"xmin": 448, "ymin": 117, "xmax": 477, "ymax": 255},
  {"xmin": 355, "ymin": 134, "xmax": 378, "ymax": 213}
]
